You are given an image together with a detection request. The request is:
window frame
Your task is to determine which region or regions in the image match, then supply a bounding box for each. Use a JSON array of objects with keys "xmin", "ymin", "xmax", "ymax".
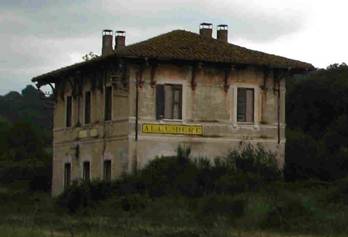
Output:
[
  {"xmin": 234, "ymin": 85, "xmax": 258, "ymax": 125},
  {"xmin": 156, "ymin": 83, "xmax": 183, "ymax": 121}
]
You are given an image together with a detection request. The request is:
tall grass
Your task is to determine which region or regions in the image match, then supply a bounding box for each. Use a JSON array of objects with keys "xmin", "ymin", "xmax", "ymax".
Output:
[{"xmin": 3, "ymin": 145, "xmax": 348, "ymax": 236}]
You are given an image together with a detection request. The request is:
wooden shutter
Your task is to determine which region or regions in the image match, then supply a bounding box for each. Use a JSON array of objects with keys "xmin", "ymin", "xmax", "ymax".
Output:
[
  {"xmin": 237, "ymin": 88, "xmax": 254, "ymax": 122},
  {"xmin": 156, "ymin": 85, "xmax": 164, "ymax": 120},
  {"xmin": 245, "ymin": 89, "xmax": 254, "ymax": 122},
  {"xmin": 64, "ymin": 163, "xmax": 71, "ymax": 188},
  {"xmin": 237, "ymin": 88, "xmax": 246, "ymax": 122},
  {"xmin": 173, "ymin": 85, "xmax": 182, "ymax": 119},
  {"xmin": 84, "ymin": 91, "xmax": 91, "ymax": 124},
  {"xmin": 83, "ymin": 161, "xmax": 90, "ymax": 181},
  {"xmin": 66, "ymin": 96, "xmax": 72, "ymax": 127},
  {"xmin": 104, "ymin": 86, "xmax": 112, "ymax": 121},
  {"xmin": 164, "ymin": 85, "xmax": 173, "ymax": 119},
  {"xmin": 103, "ymin": 160, "xmax": 111, "ymax": 181}
]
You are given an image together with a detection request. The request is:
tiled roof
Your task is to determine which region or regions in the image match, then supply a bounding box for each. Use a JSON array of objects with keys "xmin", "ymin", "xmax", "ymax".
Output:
[
  {"xmin": 116, "ymin": 30, "xmax": 314, "ymax": 69},
  {"xmin": 32, "ymin": 30, "xmax": 314, "ymax": 82}
]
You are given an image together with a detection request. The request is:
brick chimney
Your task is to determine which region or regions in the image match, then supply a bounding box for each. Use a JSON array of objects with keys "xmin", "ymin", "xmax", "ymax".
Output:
[
  {"xmin": 115, "ymin": 31, "xmax": 126, "ymax": 50},
  {"xmin": 102, "ymin": 29, "xmax": 113, "ymax": 56},
  {"xmin": 199, "ymin": 23, "xmax": 213, "ymax": 38},
  {"xmin": 217, "ymin": 24, "xmax": 228, "ymax": 42}
]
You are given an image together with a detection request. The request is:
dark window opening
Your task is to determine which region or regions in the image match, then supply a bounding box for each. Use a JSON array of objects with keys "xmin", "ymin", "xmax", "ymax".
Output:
[
  {"xmin": 237, "ymin": 88, "xmax": 254, "ymax": 123},
  {"xmin": 83, "ymin": 161, "xmax": 90, "ymax": 181},
  {"xmin": 84, "ymin": 91, "xmax": 91, "ymax": 124},
  {"xmin": 104, "ymin": 86, "xmax": 112, "ymax": 121},
  {"xmin": 156, "ymin": 84, "xmax": 182, "ymax": 120},
  {"xmin": 64, "ymin": 163, "xmax": 71, "ymax": 189},
  {"xmin": 66, "ymin": 96, "xmax": 72, "ymax": 127},
  {"xmin": 103, "ymin": 160, "xmax": 111, "ymax": 181}
]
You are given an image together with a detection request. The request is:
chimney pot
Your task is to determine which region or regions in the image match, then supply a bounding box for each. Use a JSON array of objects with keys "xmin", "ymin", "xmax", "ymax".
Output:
[
  {"xmin": 199, "ymin": 23, "xmax": 213, "ymax": 38},
  {"xmin": 115, "ymin": 30, "xmax": 126, "ymax": 50},
  {"xmin": 102, "ymin": 29, "xmax": 113, "ymax": 56},
  {"xmin": 217, "ymin": 24, "xmax": 228, "ymax": 42}
]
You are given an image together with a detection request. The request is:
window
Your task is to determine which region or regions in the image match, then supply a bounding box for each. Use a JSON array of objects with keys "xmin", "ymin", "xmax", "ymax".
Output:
[
  {"xmin": 104, "ymin": 86, "xmax": 112, "ymax": 121},
  {"xmin": 64, "ymin": 163, "xmax": 71, "ymax": 188},
  {"xmin": 156, "ymin": 84, "xmax": 182, "ymax": 120},
  {"xmin": 237, "ymin": 88, "xmax": 254, "ymax": 123},
  {"xmin": 103, "ymin": 160, "xmax": 111, "ymax": 181},
  {"xmin": 84, "ymin": 91, "xmax": 91, "ymax": 124},
  {"xmin": 66, "ymin": 96, "xmax": 72, "ymax": 127},
  {"xmin": 82, "ymin": 161, "xmax": 90, "ymax": 181}
]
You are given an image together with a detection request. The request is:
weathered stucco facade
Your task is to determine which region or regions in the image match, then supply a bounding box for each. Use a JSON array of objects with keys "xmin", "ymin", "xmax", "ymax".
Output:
[{"xmin": 33, "ymin": 24, "xmax": 313, "ymax": 196}]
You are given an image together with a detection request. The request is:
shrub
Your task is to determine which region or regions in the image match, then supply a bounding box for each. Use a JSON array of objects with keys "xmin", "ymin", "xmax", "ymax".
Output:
[
  {"xmin": 215, "ymin": 172, "xmax": 261, "ymax": 194},
  {"xmin": 284, "ymin": 129, "xmax": 327, "ymax": 181},
  {"xmin": 140, "ymin": 146, "xmax": 200, "ymax": 197},
  {"xmin": 57, "ymin": 180, "xmax": 113, "ymax": 213},
  {"xmin": 113, "ymin": 173, "xmax": 145, "ymax": 196},
  {"xmin": 226, "ymin": 144, "xmax": 281, "ymax": 182},
  {"xmin": 0, "ymin": 156, "xmax": 52, "ymax": 192},
  {"xmin": 118, "ymin": 194, "xmax": 149, "ymax": 212},
  {"xmin": 57, "ymin": 144, "xmax": 281, "ymax": 212}
]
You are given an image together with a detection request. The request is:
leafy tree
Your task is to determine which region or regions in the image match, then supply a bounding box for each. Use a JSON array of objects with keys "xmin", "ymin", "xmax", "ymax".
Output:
[
  {"xmin": 287, "ymin": 63, "xmax": 348, "ymax": 139},
  {"xmin": 82, "ymin": 52, "xmax": 99, "ymax": 61},
  {"xmin": 323, "ymin": 115, "xmax": 348, "ymax": 152},
  {"xmin": 3, "ymin": 121, "xmax": 45, "ymax": 162},
  {"xmin": 285, "ymin": 63, "xmax": 348, "ymax": 181}
]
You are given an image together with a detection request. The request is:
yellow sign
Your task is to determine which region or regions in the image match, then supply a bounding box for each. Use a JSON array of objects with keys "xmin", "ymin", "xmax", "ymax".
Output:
[{"xmin": 142, "ymin": 123, "xmax": 203, "ymax": 136}]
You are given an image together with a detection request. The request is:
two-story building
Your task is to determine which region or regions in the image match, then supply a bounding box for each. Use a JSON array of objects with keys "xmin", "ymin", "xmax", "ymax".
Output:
[{"xmin": 32, "ymin": 23, "xmax": 314, "ymax": 195}]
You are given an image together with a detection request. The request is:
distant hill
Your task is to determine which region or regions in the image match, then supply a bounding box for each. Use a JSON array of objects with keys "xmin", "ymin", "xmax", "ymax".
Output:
[{"xmin": 0, "ymin": 85, "xmax": 53, "ymax": 130}]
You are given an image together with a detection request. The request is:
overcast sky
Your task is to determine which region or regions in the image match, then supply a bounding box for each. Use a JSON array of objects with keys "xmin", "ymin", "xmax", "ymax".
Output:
[{"xmin": 0, "ymin": 0, "xmax": 347, "ymax": 95}]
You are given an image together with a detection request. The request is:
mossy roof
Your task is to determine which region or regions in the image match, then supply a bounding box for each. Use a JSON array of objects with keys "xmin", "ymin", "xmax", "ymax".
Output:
[{"xmin": 33, "ymin": 30, "xmax": 314, "ymax": 82}]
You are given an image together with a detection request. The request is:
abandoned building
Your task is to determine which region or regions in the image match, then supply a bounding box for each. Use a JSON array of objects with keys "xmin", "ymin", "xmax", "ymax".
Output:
[{"xmin": 32, "ymin": 23, "xmax": 314, "ymax": 195}]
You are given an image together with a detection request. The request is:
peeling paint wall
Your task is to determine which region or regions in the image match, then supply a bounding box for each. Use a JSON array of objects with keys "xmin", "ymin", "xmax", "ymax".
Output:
[
  {"xmin": 128, "ymin": 63, "xmax": 285, "ymax": 171},
  {"xmin": 51, "ymin": 62, "xmax": 286, "ymax": 196}
]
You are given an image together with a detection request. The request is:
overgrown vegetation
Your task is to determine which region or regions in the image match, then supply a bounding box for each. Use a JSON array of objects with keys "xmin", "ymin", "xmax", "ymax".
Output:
[
  {"xmin": 57, "ymin": 145, "xmax": 280, "ymax": 212},
  {"xmin": 2, "ymin": 147, "xmax": 348, "ymax": 236}
]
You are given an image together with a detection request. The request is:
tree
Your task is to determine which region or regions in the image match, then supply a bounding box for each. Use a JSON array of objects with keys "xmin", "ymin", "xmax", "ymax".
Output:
[
  {"xmin": 4, "ymin": 122, "xmax": 45, "ymax": 162},
  {"xmin": 82, "ymin": 52, "xmax": 99, "ymax": 61}
]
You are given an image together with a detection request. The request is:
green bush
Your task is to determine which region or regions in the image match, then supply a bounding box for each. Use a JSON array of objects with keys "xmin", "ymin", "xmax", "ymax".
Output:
[
  {"xmin": 57, "ymin": 180, "xmax": 113, "ymax": 213},
  {"xmin": 0, "ymin": 157, "xmax": 52, "ymax": 192},
  {"xmin": 196, "ymin": 195, "xmax": 247, "ymax": 220},
  {"xmin": 57, "ymin": 144, "xmax": 281, "ymax": 212},
  {"xmin": 118, "ymin": 194, "xmax": 149, "ymax": 212},
  {"xmin": 284, "ymin": 129, "xmax": 327, "ymax": 181},
  {"xmin": 214, "ymin": 172, "xmax": 260, "ymax": 194},
  {"xmin": 139, "ymin": 146, "xmax": 200, "ymax": 197},
  {"xmin": 227, "ymin": 144, "xmax": 281, "ymax": 182}
]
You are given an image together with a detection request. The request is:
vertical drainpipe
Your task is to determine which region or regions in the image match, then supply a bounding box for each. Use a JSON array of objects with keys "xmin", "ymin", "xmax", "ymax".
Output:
[
  {"xmin": 135, "ymin": 70, "xmax": 139, "ymax": 141},
  {"xmin": 133, "ymin": 66, "xmax": 142, "ymax": 173}
]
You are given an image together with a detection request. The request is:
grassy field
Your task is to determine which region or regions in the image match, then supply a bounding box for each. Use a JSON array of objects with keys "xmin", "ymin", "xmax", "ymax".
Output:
[
  {"xmin": 1, "ymin": 180, "xmax": 348, "ymax": 237},
  {"xmin": 0, "ymin": 225, "xmax": 338, "ymax": 237},
  {"xmin": 2, "ymin": 150, "xmax": 348, "ymax": 237}
]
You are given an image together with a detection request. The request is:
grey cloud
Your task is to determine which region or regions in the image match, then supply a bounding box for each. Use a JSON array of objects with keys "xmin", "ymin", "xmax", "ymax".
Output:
[{"xmin": 0, "ymin": 0, "xmax": 308, "ymax": 94}]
